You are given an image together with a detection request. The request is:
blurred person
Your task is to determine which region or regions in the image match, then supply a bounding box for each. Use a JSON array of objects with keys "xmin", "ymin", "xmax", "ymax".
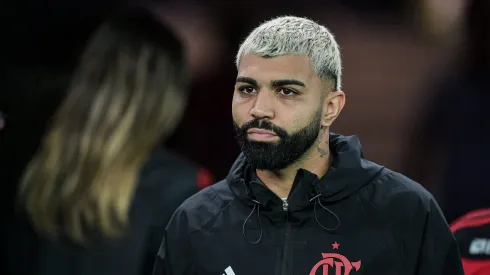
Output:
[
  {"xmin": 404, "ymin": 0, "xmax": 490, "ymax": 223},
  {"xmin": 4, "ymin": 5, "xmax": 212, "ymax": 275},
  {"xmin": 154, "ymin": 16, "xmax": 463, "ymax": 275},
  {"xmin": 450, "ymin": 209, "xmax": 490, "ymax": 275}
]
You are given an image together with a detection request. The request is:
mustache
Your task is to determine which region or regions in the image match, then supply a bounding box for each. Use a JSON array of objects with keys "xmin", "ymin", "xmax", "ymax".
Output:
[{"xmin": 238, "ymin": 119, "xmax": 288, "ymax": 138}]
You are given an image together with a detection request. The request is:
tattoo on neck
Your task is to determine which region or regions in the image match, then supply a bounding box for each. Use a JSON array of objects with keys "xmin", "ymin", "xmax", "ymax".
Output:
[
  {"xmin": 317, "ymin": 146, "xmax": 329, "ymax": 157},
  {"xmin": 317, "ymin": 128, "xmax": 329, "ymax": 158},
  {"xmin": 318, "ymin": 127, "xmax": 327, "ymax": 140}
]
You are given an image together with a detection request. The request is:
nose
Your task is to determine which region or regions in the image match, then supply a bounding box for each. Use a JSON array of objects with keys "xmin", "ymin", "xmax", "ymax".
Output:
[{"xmin": 250, "ymin": 91, "xmax": 274, "ymax": 119}]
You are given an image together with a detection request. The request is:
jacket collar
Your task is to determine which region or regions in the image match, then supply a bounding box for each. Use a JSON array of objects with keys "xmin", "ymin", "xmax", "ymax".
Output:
[{"xmin": 227, "ymin": 133, "xmax": 385, "ymax": 222}]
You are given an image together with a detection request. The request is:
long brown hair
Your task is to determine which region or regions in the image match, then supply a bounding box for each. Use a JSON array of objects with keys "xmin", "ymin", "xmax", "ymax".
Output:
[{"xmin": 19, "ymin": 8, "xmax": 188, "ymax": 242}]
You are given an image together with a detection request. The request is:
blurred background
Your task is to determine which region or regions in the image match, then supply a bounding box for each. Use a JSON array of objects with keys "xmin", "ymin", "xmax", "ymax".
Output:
[{"xmin": 1, "ymin": 0, "xmax": 488, "ymax": 224}]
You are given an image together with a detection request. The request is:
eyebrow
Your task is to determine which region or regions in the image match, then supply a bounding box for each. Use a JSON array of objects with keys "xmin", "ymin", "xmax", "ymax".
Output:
[
  {"xmin": 236, "ymin": 77, "xmax": 258, "ymax": 86},
  {"xmin": 271, "ymin": 79, "xmax": 305, "ymax": 87},
  {"xmin": 236, "ymin": 77, "xmax": 306, "ymax": 88}
]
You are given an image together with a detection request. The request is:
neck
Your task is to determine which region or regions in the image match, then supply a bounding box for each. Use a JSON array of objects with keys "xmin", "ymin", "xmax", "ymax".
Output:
[{"xmin": 256, "ymin": 128, "xmax": 332, "ymax": 198}]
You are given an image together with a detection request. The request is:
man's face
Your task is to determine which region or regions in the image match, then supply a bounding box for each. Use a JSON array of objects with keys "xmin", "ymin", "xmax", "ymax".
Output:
[{"xmin": 232, "ymin": 54, "xmax": 326, "ymax": 170}]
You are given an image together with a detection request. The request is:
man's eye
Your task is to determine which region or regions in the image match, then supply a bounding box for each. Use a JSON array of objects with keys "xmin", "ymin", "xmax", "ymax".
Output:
[
  {"xmin": 279, "ymin": 88, "xmax": 296, "ymax": 97},
  {"xmin": 238, "ymin": 86, "xmax": 256, "ymax": 94}
]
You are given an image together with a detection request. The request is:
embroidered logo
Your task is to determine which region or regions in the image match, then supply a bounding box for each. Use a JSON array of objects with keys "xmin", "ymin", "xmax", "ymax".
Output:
[{"xmin": 309, "ymin": 242, "xmax": 361, "ymax": 275}]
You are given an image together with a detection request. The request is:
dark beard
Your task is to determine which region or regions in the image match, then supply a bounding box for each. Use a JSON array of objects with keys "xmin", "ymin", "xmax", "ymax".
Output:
[{"xmin": 233, "ymin": 110, "xmax": 322, "ymax": 170}]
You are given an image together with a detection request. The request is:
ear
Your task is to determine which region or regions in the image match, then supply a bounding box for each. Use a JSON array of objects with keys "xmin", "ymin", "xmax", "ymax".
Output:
[{"xmin": 321, "ymin": 91, "xmax": 346, "ymax": 128}]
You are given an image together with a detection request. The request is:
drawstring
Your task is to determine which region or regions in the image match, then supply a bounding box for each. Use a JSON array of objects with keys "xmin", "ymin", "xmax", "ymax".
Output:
[
  {"xmin": 242, "ymin": 199, "xmax": 263, "ymax": 245},
  {"xmin": 240, "ymin": 185, "xmax": 339, "ymax": 244},
  {"xmin": 309, "ymin": 194, "xmax": 341, "ymax": 231}
]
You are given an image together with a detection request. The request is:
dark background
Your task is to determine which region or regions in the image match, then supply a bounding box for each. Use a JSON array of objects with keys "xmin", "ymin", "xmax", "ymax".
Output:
[{"xmin": 1, "ymin": 0, "xmax": 488, "ymax": 222}]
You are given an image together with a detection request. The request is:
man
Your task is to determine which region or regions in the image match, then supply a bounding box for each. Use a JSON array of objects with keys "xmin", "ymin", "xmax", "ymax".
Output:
[{"xmin": 153, "ymin": 16, "xmax": 463, "ymax": 275}]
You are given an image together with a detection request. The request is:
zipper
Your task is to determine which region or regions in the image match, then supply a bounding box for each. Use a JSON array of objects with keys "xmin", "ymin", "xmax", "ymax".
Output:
[
  {"xmin": 282, "ymin": 199, "xmax": 289, "ymax": 217},
  {"xmin": 280, "ymin": 199, "xmax": 292, "ymax": 275}
]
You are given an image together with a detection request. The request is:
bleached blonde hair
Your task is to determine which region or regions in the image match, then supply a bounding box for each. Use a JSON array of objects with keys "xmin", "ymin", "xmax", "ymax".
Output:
[{"xmin": 236, "ymin": 16, "xmax": 342, "ymax": 91}]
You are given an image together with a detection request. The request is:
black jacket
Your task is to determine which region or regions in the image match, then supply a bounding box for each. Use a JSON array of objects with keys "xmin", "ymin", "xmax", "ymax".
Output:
[
  {"xmin": 6, "ymin": 148, "xmax": 213, "ymax": 275},
  {"xmin": 154, "ymin": 133, "xmax": 463, "ymax": 275}
]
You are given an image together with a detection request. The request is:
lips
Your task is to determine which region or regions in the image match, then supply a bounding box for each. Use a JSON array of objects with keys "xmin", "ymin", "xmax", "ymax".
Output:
[{"xmin": 247, "ymin": 128, "xmax": 277, "ymax": 136}]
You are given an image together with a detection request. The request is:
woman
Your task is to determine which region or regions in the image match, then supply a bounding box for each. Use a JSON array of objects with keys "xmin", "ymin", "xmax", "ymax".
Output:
[{"xmin": 5, "ymin": 6, "xmax": 209, "ymax": 275}]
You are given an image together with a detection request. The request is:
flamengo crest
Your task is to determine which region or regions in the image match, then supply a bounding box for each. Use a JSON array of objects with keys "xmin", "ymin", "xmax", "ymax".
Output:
[{"xmin": 309, "ymin": 242, "xmax": 362, "ymax": 275}]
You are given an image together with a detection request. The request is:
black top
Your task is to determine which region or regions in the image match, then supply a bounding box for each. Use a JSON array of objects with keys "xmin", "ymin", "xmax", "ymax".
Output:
[
  {"xmin": 6, "ymin": 148, "xmax": 213, "ymax": 275},
  {"xmin": 154, "ymin": 133, "xmax": 463, "ymax": 275}
]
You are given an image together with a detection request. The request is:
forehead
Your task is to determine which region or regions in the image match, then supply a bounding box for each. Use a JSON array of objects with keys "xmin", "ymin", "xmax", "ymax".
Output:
[{"xmin": 237, "ymin": 54, "xmax": 318, "ymax": 83}]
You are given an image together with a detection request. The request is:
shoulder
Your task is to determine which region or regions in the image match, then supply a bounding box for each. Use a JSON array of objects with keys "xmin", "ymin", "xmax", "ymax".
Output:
[
  {"xmin": 368, "ymin": 170, "xmax": 436, "ymax": 211},
  {"xmin": 166, "ymin": 179, "xmax": 235, "ymax": 233},
  {"xmin": 142, "ymin": 149, "xmax": 199, "ymax": 181},
  {"xmin": 134, "ymin": 149, "xmax": 214, "ymax": 224},
  {"xmin": 360, "ymin": 170, "xmax": 451, "ymax": 240},
  {"xmin": 139, "ymin": 149, "xmax": 214, "ymax": 194},
  {"xmin": 361, "ymin": 170, "xmax": 444, "ymax": 227}
]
